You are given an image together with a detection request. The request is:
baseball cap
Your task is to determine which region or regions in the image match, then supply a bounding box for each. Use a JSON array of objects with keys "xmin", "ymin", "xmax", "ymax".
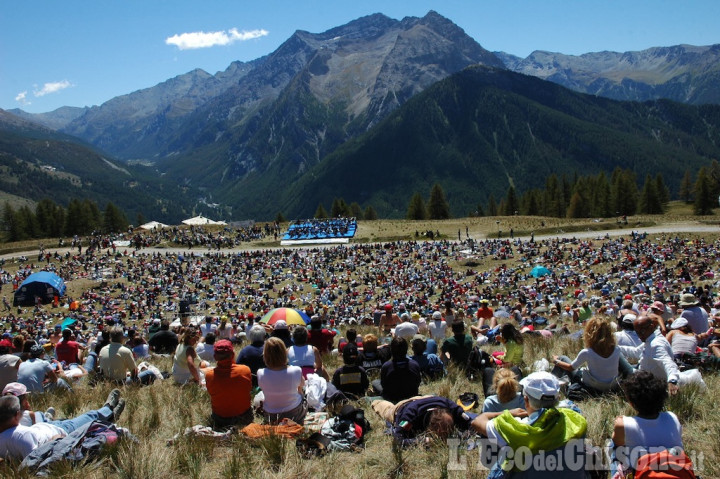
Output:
[
  {"xmin": 213, "ymin": 339, "xmax": 234, "ymax": 354},
  {"xmin": 622, "ymin": 313, "xmax": 638, "ymax": 324},
  {"xmin": 412, "ymin": 334, "xmax": 427, "ymax": 343},
  {"xmin": 274, "ymin": 320, "xmax": 288, "ymax": 330},
  {"xmin": 384, "ymin": 304, "xmax": 393, "ymax": 311},
  {"xmin": 432, "ymin": 311, "xmax": 442, "ymax": 320},
  {"xmin": 520, "ymin": 372, "xmax": 560, "ymax": 401},
  {"xmin": 2, "ymin": 382, "xmax": 27, "ymax": 397},
  {"xmin": 0, "ymin": 339, "xmax": 12, "ymax": 349}
]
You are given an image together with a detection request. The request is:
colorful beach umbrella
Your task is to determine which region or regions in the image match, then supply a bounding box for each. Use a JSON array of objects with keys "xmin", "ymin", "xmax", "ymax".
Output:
[{"xmin": 260, "ymin": 308, "xmax": 311, "ymax": 326}]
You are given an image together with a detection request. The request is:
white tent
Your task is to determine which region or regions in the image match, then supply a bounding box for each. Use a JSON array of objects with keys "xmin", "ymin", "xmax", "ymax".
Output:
[
  {"xmin": 181, "ymin": 215, "xmax": 227, "ymax": 226},
  {"xmin": 140, "ymin": 221, "xmax": 169, "ymax": 230}
]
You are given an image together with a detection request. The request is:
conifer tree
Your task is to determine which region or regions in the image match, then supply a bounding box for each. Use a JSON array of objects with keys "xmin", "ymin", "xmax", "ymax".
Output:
[
  {"xmin": 655, "ymin": 173, "xmax": 670, "ymax": 209},
  {"xmin": 694, "ymin": 167, "xmax": 715, "ymax": 215},
  {"xmin": 363, "ymin": 205, "xmax": 378, "ymax": 221},
  {"xmin": 487, "ymin": 194, "xmax": 498, "ymax": 216},
  {"xmin": 349, "ymin": 202, "xmax": 363, "ymax": 219},
  {"xmin": 407, "ymin": 193, "xmax": 427, "ymax": 220},
  {"xmin": 503, "ymin": 186, "xmax": 519, "ymax": 216},
  {"xmin": 639, "ymin": 174, "xmax": 662, "ymax": 214},
  {"xmin": 679, "ymin": 169, "xmax": 693, "ymax": 203},
  {"xmin": 427, "ymin": 184, "xmax": 450, "ymax": 219},
  {"xmin": 103, "ymin": 202, "xmax": 129, "ymax": 233},
  {"xmin": 314, "ymin": 203, "xmax": 328, "ymax": 219}
]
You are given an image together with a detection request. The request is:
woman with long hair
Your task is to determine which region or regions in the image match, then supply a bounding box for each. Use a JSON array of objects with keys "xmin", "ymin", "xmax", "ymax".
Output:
[
  {"xmin": 257, "ymin": 337, "xmax": 307, "ymax": 425},
  {"xmin": 552, "ymin": 316, "xmax": 626, "ymax": 395},
  {"xmin": 172, "ymin": 326, "xmax": 206, "ymax": 385}
]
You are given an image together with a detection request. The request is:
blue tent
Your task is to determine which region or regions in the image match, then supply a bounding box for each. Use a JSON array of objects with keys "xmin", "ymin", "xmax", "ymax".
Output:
[
  {"xmin": 530, "ymin": 265, "xmax": 552, "ymax": 278},
  {"xmin": 13, "ymin": 272, "xmax": 66, "ymax": 306}
]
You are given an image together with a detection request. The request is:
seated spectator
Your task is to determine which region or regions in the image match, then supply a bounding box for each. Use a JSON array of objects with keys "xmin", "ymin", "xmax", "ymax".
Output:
[
  {"xmin": 409, "ymin": 334, "xmax": 444, "ymax": 380},
  {"xmin": 236, "ymin": 324, "xmax": 267, "ymax": 387},
  {"xmin": 307, "ymin": 316, "xmax": 336, "ymax": 354},
  {"xmin": 257, "ymin": 337, "xmax": 307, "ymax": 425},
  {"xmin": 269, "ymin": 321, "xmax": 292, "ymax": 348},
  {"xmin": 551, "ymin": 317, "xmax": 626, "ymax": 397},
  {"xmin": 441, "ymin": 321, "xmax": 474, "ymax": 367},
  {"xmin": 394, "ymin": 313, "xmax": 419, "ymax": 341},
  {"xmin": 666, "ymin": 317, "xmax": 698, "ymax": 357},
  {"xmin": 336, "ymin": 328, "xmax": 362, "ymax": 354},
  {"xmin": 372, "ymin": 395, "xmax": 475, "ymax": 447},
  {"xmin": 612, "ymin": 370, "xmax": 684, "ymax": 472},
  {"xmin": 472, "ymin": 372, "xmax": 588, "ymax": 478},
  {"xmin": 427, "ymin": 311, "xmax": 447, "ymax": 343},
  {"xmin": 331, "ymin": 344, "xmax": 369, "ymax": 399},
  {"xmin": 54, "ymin": 328, "xmax": 84, "ymax": 365},
  {"xmin": 203, "ymin": 340, "xmax": 252, "ymax": 431},
  {"xmin": 373, "ymin": 337, "xmax": 421, "ymax": 403},
  {"xmin": 357, "ymin": 334, "xmax": 389, "ymax": 377},
  {"xmin": 287, "ymin": 326, "xmax": 327, "ymax": 380},
  {"xmin": 0, "ymin": 342, "xmax": 21, "ymax": 392},
  {"xmin": 615, "ymin": 314, "xmax": 642, "ymax": 349},
  {"xmin": 126, "ymin": 329, "xmax": 149, "ymax": 359},
  {"xmin": 496, "ymin": 323, "xmax": 525, "ymax": 367},
  {"xmin": 0, "ymin": 388, "xmax": 125, "ymax": 460},
  {"xmin": 148, "ymin": 321, "xmax": 179, "ymax": 355},
  {"xmin": 196, "ymin": 332, "xmax": 217, "ymax": 363},
  {"xmin": 482, "ymin": 368, "xmax": 524, "ymax": 413},
  {"xmin": 99, "ymin": 326, "xmax": 156, "ymax": 386},
  {"xmin": 18, "ymin": 345, "xmax": 69, "ymax": 393},
  {"xmin": 172, "ymin": 327, "xmax": 206, "ymax": 385}
]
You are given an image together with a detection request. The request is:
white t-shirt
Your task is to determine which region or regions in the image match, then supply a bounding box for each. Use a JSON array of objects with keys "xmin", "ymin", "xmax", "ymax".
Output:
[
  {"xmin": 621, "ymin": 412, "xmax": 683, "ymax": 467},
  {"xmin": 428, "ymin": 320, "xmax": 447, "ymax": 341},
  {"xmin": 257, "ymin": 366, "xmax": 303, "ymax": 414},
  {"xmin": 571, "ymin": 347, "xmax": 621, "ymax": 385},
  {"xmin": 0, "ymin": 423, "xmax": 66, "ymax": 459}
]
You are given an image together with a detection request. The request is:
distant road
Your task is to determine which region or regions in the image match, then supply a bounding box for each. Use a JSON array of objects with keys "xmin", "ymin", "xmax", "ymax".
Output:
[{"xmin": 1, "ymin": 221, "xmax": 717, "ymax": 262}]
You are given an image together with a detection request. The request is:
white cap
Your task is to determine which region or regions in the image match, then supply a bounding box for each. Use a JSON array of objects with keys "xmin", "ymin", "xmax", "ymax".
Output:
[
  {"xmin": 274, "ymin": 320, "xmax": 288, "ymax": 330},
  {"xmin": 520, "ymin": 372, "xmax": 560, "ymax": 401},
  {"xmin": 671, "ymin": 317, "xmax": 688, "ymax": 330},
  {"xmin": 432, "ymin": 311, "xmax": 442, "ymax": 320},
  {"xmin": 622, "ymin": 313, "xmax": 637, "ymax": 324}
]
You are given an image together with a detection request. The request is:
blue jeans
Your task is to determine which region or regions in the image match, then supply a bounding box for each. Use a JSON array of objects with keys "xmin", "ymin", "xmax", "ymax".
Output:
[{"xmin": 50, "ymin": 406, "xmax": 114, "ymax": 433}]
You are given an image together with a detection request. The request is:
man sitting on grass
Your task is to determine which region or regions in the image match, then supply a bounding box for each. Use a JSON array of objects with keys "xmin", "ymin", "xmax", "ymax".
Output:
[
  {"xmin": 203, "ymin": 339, "xmax": 252, "ymax": 431},
  {"xmin": 0, "ymin": 389, "xmax": 125, "ymax": 460}
]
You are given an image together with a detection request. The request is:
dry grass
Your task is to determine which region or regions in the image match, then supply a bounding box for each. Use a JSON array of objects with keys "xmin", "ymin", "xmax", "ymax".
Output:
[
  {"xmin": 0, "ymin": 331, "xmax": 718, "ymax": 478},
  {"xmin": 1, "ymin": 209, "xmax": 720, "ymax": 477}
]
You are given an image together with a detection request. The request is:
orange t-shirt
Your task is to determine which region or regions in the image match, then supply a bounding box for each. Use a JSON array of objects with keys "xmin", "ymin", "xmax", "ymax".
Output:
[
  {"xmin": 204, "ymin": 360, "xmax": 252, "ymax": 418},
  {"xmin": 476, "ymin": 307, "xmax": 494, "ymax": 320}
]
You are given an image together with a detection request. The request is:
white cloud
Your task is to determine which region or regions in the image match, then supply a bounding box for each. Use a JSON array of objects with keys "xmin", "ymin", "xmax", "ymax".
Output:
[
  {"xmin": 34, "ymin": 80, "xmax": 73, "ymax": 97},
  {"xmin": 166, "ymin": 28, "xmax": 268, "ymax": 50},
  {"xmin": 15, "ymin": 91, "xmax": 30, "ymax": 105}
]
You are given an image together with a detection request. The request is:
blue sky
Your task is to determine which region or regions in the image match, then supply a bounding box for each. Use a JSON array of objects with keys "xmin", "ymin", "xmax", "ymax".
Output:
[{"xmin": 3, "ymin": 0, "xmax": 720, "ymax": 114}]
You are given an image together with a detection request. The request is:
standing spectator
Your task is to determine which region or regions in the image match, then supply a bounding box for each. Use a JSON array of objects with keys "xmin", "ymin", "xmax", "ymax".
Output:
[{"xmin": 203, "ymin": 340, "xmax": 252, "ymax": 431}]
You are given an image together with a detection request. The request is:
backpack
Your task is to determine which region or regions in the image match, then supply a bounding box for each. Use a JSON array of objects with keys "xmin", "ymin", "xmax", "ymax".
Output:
[
  {"xmin": 634, "ymin": 449, "xmax": 696, "ymax": 479},
  {"xmin": 466, "ymin": 346, "xmax": 492, "ymax": 381}
]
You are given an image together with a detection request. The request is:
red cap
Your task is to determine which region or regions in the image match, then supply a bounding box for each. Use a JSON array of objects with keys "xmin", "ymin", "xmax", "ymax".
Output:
[
  {"xmin": 384, "ymin": 304, "xmax": 393, "ymax": 311},
  {"xmin": 213, "ymin": 340, "xmax": 234, "ymax": 354}
]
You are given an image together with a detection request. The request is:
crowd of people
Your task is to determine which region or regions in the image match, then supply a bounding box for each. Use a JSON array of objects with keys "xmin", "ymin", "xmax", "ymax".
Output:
[
  {"xmin": 0, "ymin": 229, "xmax": 718, "ymax": 476},
  {"xmin": 284, "ymin": 217, "xmax": 357, "ymax": 240}
]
